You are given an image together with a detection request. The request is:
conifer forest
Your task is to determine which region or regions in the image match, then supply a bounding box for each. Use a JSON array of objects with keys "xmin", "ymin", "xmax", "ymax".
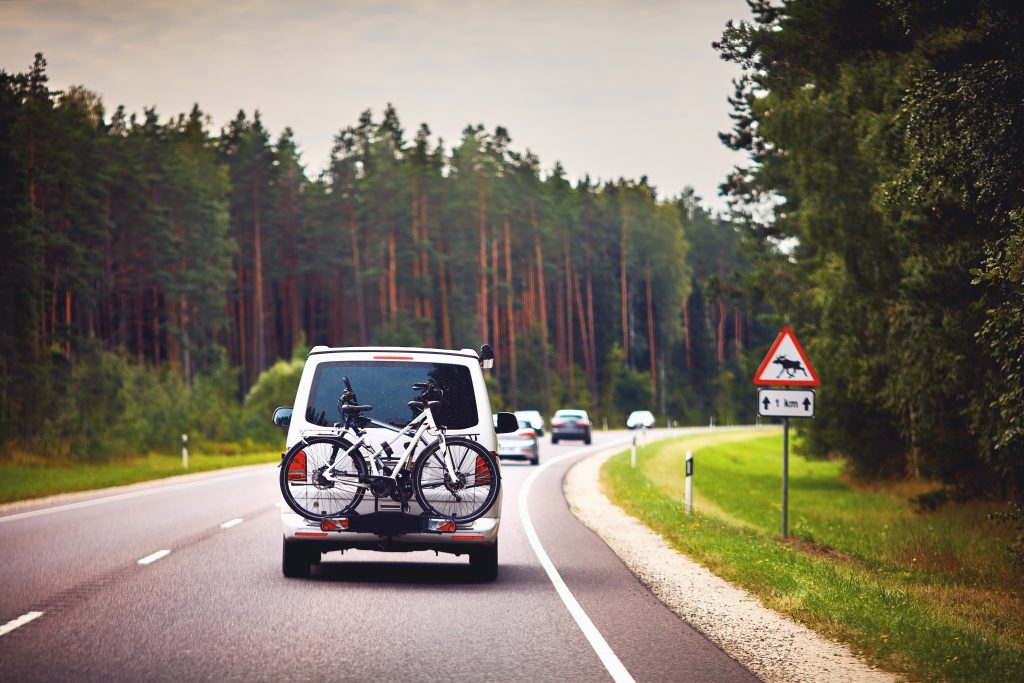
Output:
[{"xmin": 0, "ymin": 54, "xmax": 760, "ymax": 460}]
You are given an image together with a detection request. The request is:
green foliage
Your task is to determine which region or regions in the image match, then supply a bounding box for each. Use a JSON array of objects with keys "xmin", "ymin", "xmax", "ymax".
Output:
[
  {"xmin": 716, "ymin": 0, "xmax": 1024, "ymax": 492},
  {"xmin": 240, "ymin": 356, "xmax": 304, "ymax": 444}
]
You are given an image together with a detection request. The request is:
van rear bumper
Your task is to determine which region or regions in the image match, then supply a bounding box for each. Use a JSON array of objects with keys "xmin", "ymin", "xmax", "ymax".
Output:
[{"xmin": 282, "ymin": 510, "xmax": 498, "ymax": 554}]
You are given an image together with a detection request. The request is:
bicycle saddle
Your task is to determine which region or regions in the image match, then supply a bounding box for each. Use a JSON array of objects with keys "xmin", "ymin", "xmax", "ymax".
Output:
[
  {"xmin": 340, "ymin": 403, "xmax": 372, "ymax": 414},
  {"xmin": 407, "ymin": 400, "xmax": 440, "ymax": 410}
]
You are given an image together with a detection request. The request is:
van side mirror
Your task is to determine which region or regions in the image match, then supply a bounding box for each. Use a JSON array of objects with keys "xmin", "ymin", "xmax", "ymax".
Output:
[
  {"xmin": 495, "ymin": 412, "xmax": 518, "ymax": 434},
  {"xmin": 272, "ymin": 407, "xmax": 293, "ymax": 428},
  {"xmin": 480, "ymin": 343, "xmax": 495, "ymax": 369}
]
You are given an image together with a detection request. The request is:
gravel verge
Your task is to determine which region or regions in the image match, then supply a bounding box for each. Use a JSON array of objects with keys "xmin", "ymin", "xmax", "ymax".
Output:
[{"xmin": 564, "ymin": 443, "xmax": 897, "ymax": 683}]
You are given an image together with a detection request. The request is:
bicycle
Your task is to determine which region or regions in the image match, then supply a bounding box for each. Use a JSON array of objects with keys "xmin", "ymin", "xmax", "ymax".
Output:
[{"xmin": 279, "ymin": 377, "xmax": 500, "ymax": 523}]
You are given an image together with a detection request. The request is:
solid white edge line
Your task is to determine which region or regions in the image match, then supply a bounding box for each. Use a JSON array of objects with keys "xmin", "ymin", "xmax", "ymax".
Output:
[
  {"xmin": 220, "ymin": 518, "xmax": 243, "ymax": 529},
  {"xmin": 0, "ymin": 611, "xmax": 43, "ymax": 637},
  {"xmin": 0, "ymin": 467, "xmax": 273, "ymax": 525},
  {"xmin": 519, "ymin": 439, "xmax": 635, "ymax": 683},
  {"xmin": 138, "ymin": 549, "xmax": 171, "ymax": 565}
]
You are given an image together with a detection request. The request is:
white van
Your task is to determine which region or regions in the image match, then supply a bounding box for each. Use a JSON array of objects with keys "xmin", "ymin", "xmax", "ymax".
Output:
[{"xmin": 272, "ymin": 345, "xmax": 515, "ymax": 580}]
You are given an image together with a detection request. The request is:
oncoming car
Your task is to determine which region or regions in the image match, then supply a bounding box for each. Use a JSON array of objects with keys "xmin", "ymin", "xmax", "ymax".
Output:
[
  {"xmin": 550, "ymin": 409, "xmax": 592, "ymax": 445},
  {"xmin": 272, "ymin": 345, "xmax": 516, "ymax": 581},
  {"xmin": 513, "ymin": 409, "xmax": 545, "ymax": 436},
  {"xmin": 626, "ymin": 410, "xmax": 656, "ymax": 429}
]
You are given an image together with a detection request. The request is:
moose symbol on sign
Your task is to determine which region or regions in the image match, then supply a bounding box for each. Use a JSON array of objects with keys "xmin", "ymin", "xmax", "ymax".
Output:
[{"xmin": 773, "ymin": 355, "xmax": 809, "ymax": 379}]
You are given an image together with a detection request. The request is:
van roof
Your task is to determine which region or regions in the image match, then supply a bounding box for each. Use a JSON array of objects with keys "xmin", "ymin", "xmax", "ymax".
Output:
[{"xmin": 308, "ymin": 345, "xmax": 480, "ymax": 359}]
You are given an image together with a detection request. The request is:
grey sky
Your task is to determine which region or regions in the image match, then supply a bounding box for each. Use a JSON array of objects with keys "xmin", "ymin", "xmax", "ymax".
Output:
[{"xmin": 1, "ymin": 0, "xmax": 751, "ymax": 211}]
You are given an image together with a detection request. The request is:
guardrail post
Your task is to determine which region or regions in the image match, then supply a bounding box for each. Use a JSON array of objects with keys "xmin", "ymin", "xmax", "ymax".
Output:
[
  {"xmin": 182, "ymin": 433, "xmax": 189, "ymax": 469},
  {"xmin": 685, "ymin": 450, "xmax": 693, "ymax": 515}
]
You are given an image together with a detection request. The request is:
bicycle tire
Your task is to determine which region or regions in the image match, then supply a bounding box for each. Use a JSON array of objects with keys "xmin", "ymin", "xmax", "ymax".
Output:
[
  {"xmin": 412, "ymin": 436, "xmax": 500, "ymax": 523},
  {"xmin": 280, "ymin": 436, "xmax": 367, "ymax": 520}
]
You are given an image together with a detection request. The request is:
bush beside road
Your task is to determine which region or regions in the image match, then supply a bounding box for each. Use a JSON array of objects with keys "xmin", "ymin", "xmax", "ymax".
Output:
[{"xmin": 602, "ymin": 429, "xmax": 1024, "ymax": 683}]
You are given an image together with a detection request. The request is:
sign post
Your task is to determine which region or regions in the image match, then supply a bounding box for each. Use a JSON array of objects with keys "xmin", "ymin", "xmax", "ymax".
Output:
[
  {"xmin": 754, "ymin": 327, "xmax": 819, "ymax": 538},
  {"xmin": 685, "ymin": 450, "xmax": 693, "ymax": 515}
]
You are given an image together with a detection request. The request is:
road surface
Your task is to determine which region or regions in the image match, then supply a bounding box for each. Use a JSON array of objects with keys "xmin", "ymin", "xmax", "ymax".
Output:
[{"xmin": 0, "ymin": 430, "xmax": 758, "ymax": 682}]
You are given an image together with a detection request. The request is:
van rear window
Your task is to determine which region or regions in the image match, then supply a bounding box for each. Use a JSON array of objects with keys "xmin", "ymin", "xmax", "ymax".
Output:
[{"xmin": 306, "ymin": 361, "xmax": 478, "ymax": 430}]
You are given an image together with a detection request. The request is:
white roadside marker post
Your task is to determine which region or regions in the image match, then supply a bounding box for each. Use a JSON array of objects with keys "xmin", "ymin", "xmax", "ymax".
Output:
[
  {"xmin": 685, "ymin": 450, "xmax": 693, "ymax": 515},
  {"xmin": 182, "ymin": 433, "xmax": 189, "ymax": 469},
  {"xmin": 631, "ymin": 432, "xmax": 637, "ymax": 469}
]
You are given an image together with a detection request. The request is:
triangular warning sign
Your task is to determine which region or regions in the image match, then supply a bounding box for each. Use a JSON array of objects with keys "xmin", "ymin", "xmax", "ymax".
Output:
[{"xmin": 753, "ymin": 327, "xmax": 820, "ymax": 386}]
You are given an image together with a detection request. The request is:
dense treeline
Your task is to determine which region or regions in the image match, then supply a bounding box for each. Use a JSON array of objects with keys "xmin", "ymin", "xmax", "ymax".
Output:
[
  {"xmin": 1, "ymin": 54, "xmax": 762, "ymax": 458},
  {"xmin": 717, "ymin": 0, "xmax": 1024, "ymax": 495}
]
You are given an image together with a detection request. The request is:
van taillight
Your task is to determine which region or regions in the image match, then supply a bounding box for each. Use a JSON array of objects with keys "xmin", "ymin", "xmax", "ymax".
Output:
[
  {"xmin": 474, "ymin": 454, "xmax": 493, "ymax": 486},
  {"xmin": 287, "ymin": 450, "xmax": 307, "ymax": 481}
]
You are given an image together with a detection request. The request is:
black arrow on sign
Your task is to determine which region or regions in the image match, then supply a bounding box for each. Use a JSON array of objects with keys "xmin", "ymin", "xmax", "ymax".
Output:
[
  {"xmin": 803, "ymin": 398, "xmax": 811, "ymax": 411},
  {"xmin": 762, "ymin": 397, "xmax": 771, "ymax": 410}
]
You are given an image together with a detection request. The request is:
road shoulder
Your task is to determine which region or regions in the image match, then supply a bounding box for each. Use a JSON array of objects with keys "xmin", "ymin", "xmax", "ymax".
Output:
[{"xmin": 564, "ymin": 444, "xmax": 896, "ymax": 683}]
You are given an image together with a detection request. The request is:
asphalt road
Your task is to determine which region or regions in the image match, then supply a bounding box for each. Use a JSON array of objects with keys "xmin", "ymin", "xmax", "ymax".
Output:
[{"xmin": 0, "ymin": 430, "xmax": 758, "ymax": 683}]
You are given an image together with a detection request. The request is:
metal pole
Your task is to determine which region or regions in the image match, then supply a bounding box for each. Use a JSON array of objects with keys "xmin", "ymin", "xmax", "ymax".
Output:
[
  {"xmin": 782, "ymin": 418, "xmax": 789, "ymax": 538},
  {"xmin": 182, "ymin": 433, "xmax": 189, "ymax": 469},
  {"xmin": 685, "ymin": 450, "xmax": 693, "ymax": 515}
]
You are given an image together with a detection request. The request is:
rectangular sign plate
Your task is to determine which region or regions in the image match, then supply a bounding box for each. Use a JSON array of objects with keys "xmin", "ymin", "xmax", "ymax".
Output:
[{"xmin": 758, "ymin": 389, "xmax": 815, "ymax": 418}]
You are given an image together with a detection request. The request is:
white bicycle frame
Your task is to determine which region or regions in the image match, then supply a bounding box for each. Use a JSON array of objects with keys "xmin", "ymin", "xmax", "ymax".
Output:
[{"xmin": 315, "ymin": 404, "xmax": 459, "ymax": 487}]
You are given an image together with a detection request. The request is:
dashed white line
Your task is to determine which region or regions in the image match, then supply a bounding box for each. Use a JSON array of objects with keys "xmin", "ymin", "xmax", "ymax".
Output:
[
  {"xmin": 138, "ymin": 549, "xmax": 171, "ymax": 565},
  {"xmin": 519, "ymin": 439, "xmax": 636, "ymax": 683},
  {"xmin": 220, "ymin": 518, "xmax": 243, "ymax": 529},
  {"xmin": 0, "ymin": 611, "xmax": 43, "ymax": 637}
]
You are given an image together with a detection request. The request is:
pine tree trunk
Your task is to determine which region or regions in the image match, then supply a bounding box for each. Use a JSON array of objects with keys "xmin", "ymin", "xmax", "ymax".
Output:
[
  {"xmin": 491, "ymin": 236, "xmax": 501, "ymax": 394},
  {"xmin": 717, "ymin": 301, "xmax": 726, "ymax": 363},
  {"xmin": 620, "ymin": 201, "xmax": 629, "ymax": 361},
  {"xmin": 530, "ymin": 204, "xmax": 552, "ymax": 414},
  {"xmin": 564, "ymin": 237, "xmax": 574, "ymax": 396},
  {"xmin": 151, "ymin": 286, "xmax": 161, "ymax": 365},
  {"xmin": 237, "ymin": 263, "xmax": 247, "ymax": 388},
  {"xmin": 504, "ymin": 216, "xmax": 517, "ymax": 405},
  {"xmin": 573, "ymin": 271, "xmax": 591, "ymax": 404},
  {"xmin": 388, "ymin": 227, "xmax": 397, "ymax": 320},
  {"xmin": 683, "ymin": 295, "xmax": 692, "ymax": 371},
  {"xmin": 348, "ymin": 204, "xmax": 367, "ymax": 345},
  {"xmin": 420, "ymin": 188, "xmax": 434, "ymax": 345},
  {"xmin": 584, "ymin": 250, "xmax": 598, "ymax": 400},
  {"xmin": 478, "ymin": 181, "xmax": 488, "ymax": 343},
  {"xmin": 646, "ymin": 269, "xmax": 656, "ymax": 399},
  {"xmin": 252, "ymin": 180, "xmax": 265, "ymax": 376}
]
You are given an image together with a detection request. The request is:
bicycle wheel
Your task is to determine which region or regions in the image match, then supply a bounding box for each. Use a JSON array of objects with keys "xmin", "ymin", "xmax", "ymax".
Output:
[
  {"xmin": 412, "ymin": 436, "xmax": 500, "ymax": 522},
  {"xmin": 280, "ymin": 436, "xmax": 367, "ymax": 520}
]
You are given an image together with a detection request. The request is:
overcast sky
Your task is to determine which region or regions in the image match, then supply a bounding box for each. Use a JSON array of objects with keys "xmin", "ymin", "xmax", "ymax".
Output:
[{"xmin": 0, "ymin": 0, "xmax": 751, "ymax": 212}]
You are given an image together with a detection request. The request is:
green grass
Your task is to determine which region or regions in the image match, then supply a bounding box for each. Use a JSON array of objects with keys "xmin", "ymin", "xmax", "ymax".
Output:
[
  {"xmin": 0, "ymin": 451, "xmax": 281, "ymax": 504},
  {"xmin": 602, "ymin": 428, "xmax": 1024, "ymax": 683}
]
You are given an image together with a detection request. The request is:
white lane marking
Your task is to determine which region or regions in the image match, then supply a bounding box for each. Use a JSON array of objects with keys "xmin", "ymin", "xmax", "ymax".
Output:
[
  {"xmin": 519, "ymin": 438, "xmax": 635, "ymax": 683},
  {"xmin": 220, "ymin": 518, "xmax": 243, "ymax": 529},
  {"xmin": 0, "ymin": 611, "xmax": 43, "ymax": 637},
  {"xmin": 137, "ymin": 549, "xmax": 171, "ymax": 565},
  {"xmin": 0, "ymin": 467, "xmax": 274, "ymax": 525}
]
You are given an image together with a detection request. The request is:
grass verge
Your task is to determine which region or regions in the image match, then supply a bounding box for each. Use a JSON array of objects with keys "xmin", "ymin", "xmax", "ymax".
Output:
[
  {"xmin": 0, "ymin": 451, "xmax": 280, "ymax": 505},
  {"xmin": 602, "ymin": 428, "xmax": 1024, "ymax": 683}
]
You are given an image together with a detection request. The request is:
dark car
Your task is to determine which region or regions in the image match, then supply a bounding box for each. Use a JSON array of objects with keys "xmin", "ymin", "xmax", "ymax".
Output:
[{"xmin": 550, "ymin": 409, "xmax": 592, "ymax": 445}]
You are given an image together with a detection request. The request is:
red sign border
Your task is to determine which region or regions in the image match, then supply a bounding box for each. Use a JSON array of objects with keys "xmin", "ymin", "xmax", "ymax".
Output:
[{"xmin": 753, "ymin": 326, "xmax": 820, "ymax": 386}]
